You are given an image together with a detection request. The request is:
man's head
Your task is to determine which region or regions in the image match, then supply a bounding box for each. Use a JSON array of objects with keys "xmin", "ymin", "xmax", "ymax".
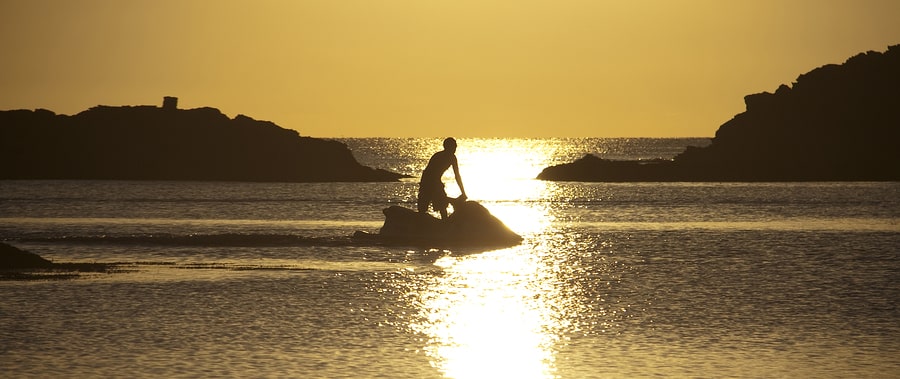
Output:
[{"xmin": 443, "ymin": 137, "xmax": 457, "ymax": 152}]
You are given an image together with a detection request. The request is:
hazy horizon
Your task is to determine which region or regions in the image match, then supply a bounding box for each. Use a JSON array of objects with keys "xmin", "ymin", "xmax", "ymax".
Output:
[{"xmin": 2, "ymin": 1, "xmax": 898, "ymax": 138}]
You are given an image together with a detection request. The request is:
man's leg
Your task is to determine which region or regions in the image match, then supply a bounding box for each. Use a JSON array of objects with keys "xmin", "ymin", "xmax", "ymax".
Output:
[
  {"xmin": 417, "ymin": 186, "xmax": 429, "ymax": 213},
  {"xmin": 435, "ymin": 192, "xmax": 450, "ymax": 220}
]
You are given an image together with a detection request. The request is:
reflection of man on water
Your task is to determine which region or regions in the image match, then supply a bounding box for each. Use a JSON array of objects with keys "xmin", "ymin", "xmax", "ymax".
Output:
[{"xmin": 418, "ymin": 137, "xmax": 467, "ymax": 219}]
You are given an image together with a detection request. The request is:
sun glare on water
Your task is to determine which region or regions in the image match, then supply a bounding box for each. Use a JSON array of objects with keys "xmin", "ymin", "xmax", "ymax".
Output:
[
  {"xmin": 406, "ymin": 139, "xmax": 570, "ymax": 377},
  {"xmin": 436, "ymin": 138, "xmax": 560, "ymax": 235},
  {"xmin": 438, "ymin": 138, "xmax": 557, "ymax": 201},
  {"xmin": 411, "ymin": 248, "xmax": 564, "ymax": 379}
]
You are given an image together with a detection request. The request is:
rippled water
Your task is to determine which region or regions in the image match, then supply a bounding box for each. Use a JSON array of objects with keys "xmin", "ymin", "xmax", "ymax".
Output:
[{"xmin": 2, "ymin": 138, "xmax": 899, "ymax": 378}]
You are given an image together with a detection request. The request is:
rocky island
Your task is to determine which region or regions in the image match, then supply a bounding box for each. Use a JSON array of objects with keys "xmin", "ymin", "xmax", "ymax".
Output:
[
  {"xmin": 0, "ymin": 98, "xmax": 406, "ymax": 182},
  {"xmin": 0, "ymin": 242, "xmax": 115, "ymax": 280},
  {"xmin": 538, "ymin": 44, "xmax": 900, "ymax": 182}
]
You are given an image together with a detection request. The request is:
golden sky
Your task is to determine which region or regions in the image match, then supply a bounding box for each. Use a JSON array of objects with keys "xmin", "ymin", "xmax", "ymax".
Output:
[{"xmin": 1, "ymin": 0, "xmax": 898, "ymax": 137}]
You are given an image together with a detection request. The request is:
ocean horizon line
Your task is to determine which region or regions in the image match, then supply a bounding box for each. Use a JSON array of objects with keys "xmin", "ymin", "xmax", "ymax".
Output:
[{"xmin": 326, "ymin": 136, "xmax": 713, "ymax": 139}]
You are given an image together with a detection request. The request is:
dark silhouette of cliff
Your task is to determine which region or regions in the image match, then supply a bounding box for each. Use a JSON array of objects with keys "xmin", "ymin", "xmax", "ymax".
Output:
[
  {"xmin": 0, "ymin": 101, "xmax": 406, "ymax": 182},
  {"xmin": 1, "ymin": 242, "xmax": 116, "ymax": 280},
  {"xmin": 0, "ymin": 242, "xmax": 52, "ymax": 269},
  {"xmin": 538, "ymin": 44, "xmax": 900, "ymax": 182}
]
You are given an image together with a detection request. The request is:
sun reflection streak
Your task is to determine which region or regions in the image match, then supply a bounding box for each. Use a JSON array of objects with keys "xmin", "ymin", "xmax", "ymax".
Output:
[
  {"xmin": 411, "ymin": 246, "xmax": 562, "ymax": 379},
  {"xmin": 485, "ymin": 201, "xmax": 554, "ymax": 237},
  {"xmin": 403, "ymin": 138, "xmax": 576, "ymax": 378},
  {"xmin": 438, "ymin": 138, "xmax": 559, "ymax": 203}
]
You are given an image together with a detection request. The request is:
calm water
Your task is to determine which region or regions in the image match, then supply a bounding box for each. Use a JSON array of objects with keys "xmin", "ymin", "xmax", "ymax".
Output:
[{"xmin": 2, "ymin": 138, "xmax": 899, "ymax": 378}]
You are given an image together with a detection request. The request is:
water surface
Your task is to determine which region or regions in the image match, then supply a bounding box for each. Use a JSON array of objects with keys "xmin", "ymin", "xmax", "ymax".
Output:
[{"xmin": 2, "ymin": 138, "xmax": 898, "ymax": 378}]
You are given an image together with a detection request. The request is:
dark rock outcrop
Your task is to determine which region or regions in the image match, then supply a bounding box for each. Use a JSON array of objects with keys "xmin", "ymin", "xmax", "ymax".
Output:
[
  {"xmin": 1, "ymin": 242, "xmax": 117, "ymax": 280},
  {"xmin": 0, "ymin": 242, "xmax": 52, "ymax": 269},
  {"xmin": 538, "ymin": 44, "xmax": 900, "ymax": 182},
  {"xmin": 354, "ymin": 201, "xmax": 523, "ymax": 248},
  {"xmin": 0, "ymin": 102, "xmax": 406, "ymax": 182}
]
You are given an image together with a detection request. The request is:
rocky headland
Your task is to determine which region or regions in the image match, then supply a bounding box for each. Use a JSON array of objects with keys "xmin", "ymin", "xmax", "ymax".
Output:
[
  {"xmin": 0, "ymin": 242, "xmax": 114, "ymax": 280},
  {"xmin": 538, "ymin": 44, "xmax": 900, "ymax": 182},
  {"xmin": 0, "ymin": 98, "xmax": 406, "ymax": 182}
]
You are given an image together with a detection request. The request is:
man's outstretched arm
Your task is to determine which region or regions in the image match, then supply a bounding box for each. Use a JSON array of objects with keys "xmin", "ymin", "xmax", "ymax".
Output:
[{"xmin": 452, "ymin": 162, "xmax": 466, "ymax": 199}]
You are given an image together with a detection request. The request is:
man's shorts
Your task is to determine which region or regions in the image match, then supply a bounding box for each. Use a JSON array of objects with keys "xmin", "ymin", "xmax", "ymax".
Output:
[{"xmin": 417, "ymin": 181, "xmax": 448, "ymax": 212}]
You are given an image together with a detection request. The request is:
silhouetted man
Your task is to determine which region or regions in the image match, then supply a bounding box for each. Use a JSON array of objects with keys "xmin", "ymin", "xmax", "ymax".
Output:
[{"xmin": 418, "ymin": 137, "xmax": 467, "ymax": 219}]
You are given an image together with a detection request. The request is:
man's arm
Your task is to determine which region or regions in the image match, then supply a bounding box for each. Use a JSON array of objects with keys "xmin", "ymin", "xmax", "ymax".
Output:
[{"xmin": 452, "ymin": 160, "xmax": 466, "ymax": 199}]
